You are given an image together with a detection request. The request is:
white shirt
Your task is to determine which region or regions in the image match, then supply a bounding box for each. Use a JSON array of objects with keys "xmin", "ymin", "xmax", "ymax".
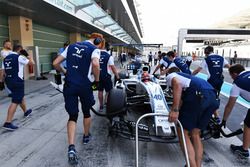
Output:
[
  {"xmin": 1, "ymin": 49, "xmax": 13, "ymax": 68},
  {"xmin": 166, "ymin": 72, "xmax": 191, "ymax": 88},
  {"xmin": 1, "ymin": 49, "xmax": 13, "ymax": 58},
  {"xmin": 154, "ymin": 53, "xmax": 158, "ymax": 59},
  {"xmin": 199, "ymin": 53, "xmax": 229, "ymax": 78}
]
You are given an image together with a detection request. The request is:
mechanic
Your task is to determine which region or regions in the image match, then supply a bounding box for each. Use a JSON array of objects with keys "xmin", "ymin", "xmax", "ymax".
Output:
[
  {"xmin": 167, "ymin": 67, "xmax": 218, "ymax": 167},
  {"xmin": 220, "ymin": 64, "xmax": 250, "ymax": 159},
  {"xmin": 2, "ymin": 45, "xmax": 34, "ymax": 130},
  {"xmin": 161, "ymin": 51, "xmax": 191, "ymax": 75},
  {"xmin": 53, "ymin": 32, "xmax": 103, "ymax": 165},
  {"xmin": 0, "ymin": 39, "xmax": 13, "ymax": 96},
  {"xmin": 98, "ymin": 40, "xmax": 120, "ymax": 112},
  {"xmin": 192, "ymin": 46, "xmax": 230, "ymax": 123},
  {"xmin": 152, "ymin": 52, "xmax": 172, "ymax": 76}
]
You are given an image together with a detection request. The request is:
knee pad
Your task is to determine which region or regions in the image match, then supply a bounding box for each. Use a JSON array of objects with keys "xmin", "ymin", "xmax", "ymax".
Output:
[{"xmin": 68, "ymin": 113, "xmax": 78, "ymax": 122}]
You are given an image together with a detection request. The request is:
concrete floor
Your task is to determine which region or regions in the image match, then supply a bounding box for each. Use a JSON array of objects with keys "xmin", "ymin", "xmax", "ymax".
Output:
[{"xmin": 0, "ymin": 61, "xmax": 249, "ymax": 167}]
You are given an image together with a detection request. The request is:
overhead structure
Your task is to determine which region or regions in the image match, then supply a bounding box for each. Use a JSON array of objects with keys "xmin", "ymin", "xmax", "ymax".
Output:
[
  {"xmin": 178, "ymin": 28, "xmax": 250, "ymax": 55},
  {"xmin": 112, "ymin": 43, "xmax": 163, "ymax": 48},
  {"xmin": 0, "ymin": 0, "xmax": 143, "ymax": 46}
]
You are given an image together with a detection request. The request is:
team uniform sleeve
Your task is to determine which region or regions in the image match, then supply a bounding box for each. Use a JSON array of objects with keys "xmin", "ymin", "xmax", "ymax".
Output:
[
  {"xmin": 168, "ymin": 62, "xmax": 177, "ymax": 69},
  {"xmin": 18, "ymin": 55, "xmax": 29, "ymax": 65},
  {"xmin": 108, "ymin": 56, "xmax": 115, "ymax": 66},
  {"xmin": 166, "ymin": 73, "xmax": 177, "ymax": 87},
  {"xmin": 230, "ymin": 84, "xmax": 240, "ymax": 97},
  {"xmin": 199, "ymin": 59, "xmax": 206, "ymax": 69},
  {"xmin": 91, "ymin": 49, "xmax": 100, "ymax": 59},
  {"xmin": 159, "ymin": 59, "xmax": 164, "ymax": 65},
  {"xmin": 223, "ymin": 58, "xmax": 229, "ymax": 66},
  {"xmin": 60, "ymin": 46, "xmax": 68, "ymax": 58}
]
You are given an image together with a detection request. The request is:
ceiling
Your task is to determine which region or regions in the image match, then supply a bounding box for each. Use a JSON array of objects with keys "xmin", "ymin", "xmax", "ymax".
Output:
[{"xmin": 0, "ymin": 0, "xmax": 142, "ymax": 44}]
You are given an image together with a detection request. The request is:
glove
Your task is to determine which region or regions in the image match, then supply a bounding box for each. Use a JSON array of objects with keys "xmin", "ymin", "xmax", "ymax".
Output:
[
  {"xmin": 54, "ymin": 73, "xmax": 62, "ymax": 85},
  {"xmin": 0, "ymin": 82, "xmax": 5, "ymax": 91},
  {"xmin": 91, "ymin": 81, "xmax": 99, "ymax": 91},
  {"xmin": 220, "ymin": 119, "xmax": 226, "ymax": 128},
  {"xmin": 153, "ymin": 73, "xmax": 159, "ymax": 78}
]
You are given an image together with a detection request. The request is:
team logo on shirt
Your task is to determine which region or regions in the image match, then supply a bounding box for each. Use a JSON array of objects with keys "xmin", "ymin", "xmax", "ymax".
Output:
[
  {"xmin": 212, "ymin": 60, "xmax": 221, "ymax": 67},
  {"xmin": 5, "ymin": 61, "xmax": 11, "ymax": 67},
  {"xmin": 4, "ymin": 61, "xmax": 12, "ymax": 70},
  {"xmin": 75, "ymin": 47, "xmax": 85, "ymax": 54},
  {"xmin": 72, "ymin": 47, "xmax": 85, "ymax": 58}
]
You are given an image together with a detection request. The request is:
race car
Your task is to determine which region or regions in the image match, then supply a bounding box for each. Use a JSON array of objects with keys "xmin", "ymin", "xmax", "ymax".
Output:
[
  {"xmin": 104, "ymin": 62, "xmax": 243, "ymax": 143},
  {"xmin": 50, "ymin": 62, "xmax": 243, "ymax": 143},
  {"xmin": 105, "ymin": 63, "xmax": 179, "ymax": 143}
]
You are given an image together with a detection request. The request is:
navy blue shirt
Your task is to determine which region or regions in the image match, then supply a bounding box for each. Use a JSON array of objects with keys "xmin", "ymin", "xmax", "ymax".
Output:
[
  {"xmin": 177, "ymin": 72, "xmax": 213, "ymax": 91},
  {"xmin": 205, "ymin": 54, "xmax": 224, "ymax": 80},
  {"xmin": 3, "ymin": 53, "xmax": 29, "ymax": 84},
  {"xmin": 234, "ymin": 71, "xmax": 250, "ymax": 92},
  {"xmin": 100, "ymin": 51, "xmax": 111, "ymax": 78},
  {"xmin": 173, "ymin": 57, "xmax": 191, "ymax": 74},
  {"xmin": 62, "ymin": 41, "xmax": 99, "ymax": 87},
  {"xmin": 160, "ymin": 56, "xmax": 172, "ymax": 68}
]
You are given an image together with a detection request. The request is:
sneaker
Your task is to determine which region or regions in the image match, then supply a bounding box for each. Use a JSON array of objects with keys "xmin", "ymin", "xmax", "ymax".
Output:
[
  {"xmin": 99, "ymin": 106, "xmax": 104, "ymax": 112},
  {"xmin": 68, "ymin": 145, "xmax": 78, "ymax": 165},
  {"xmin": 230, "ymin": 144, "xmax": 249, "ymax": 158},
  {"xmin": 24, "ymin": 109, "xmax": 32, "ymax": 117},
  {"xmin": 83, "ymin": 133, "xmax": 91, "ymax": 144},
  {"xmin": 3, "ymin": 122, "xmax": 18, "ymax": 131}
]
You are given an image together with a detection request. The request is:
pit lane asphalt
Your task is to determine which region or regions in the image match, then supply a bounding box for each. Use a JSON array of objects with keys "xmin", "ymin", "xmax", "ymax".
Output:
[{"xmin": 0, "ymin": 61, "xmax": 249, "ymax": 167}]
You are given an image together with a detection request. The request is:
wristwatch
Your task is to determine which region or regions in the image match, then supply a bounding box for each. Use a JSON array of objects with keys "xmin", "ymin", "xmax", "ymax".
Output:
[{"xmin": 172, "ymin": 108, "xmax": 179, "ymax": 112}]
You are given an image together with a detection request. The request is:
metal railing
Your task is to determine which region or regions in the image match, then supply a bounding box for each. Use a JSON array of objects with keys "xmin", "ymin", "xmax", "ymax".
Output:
[{"xmin": 135, "ymin": 113, "xmax": 190, "ymax": 167}]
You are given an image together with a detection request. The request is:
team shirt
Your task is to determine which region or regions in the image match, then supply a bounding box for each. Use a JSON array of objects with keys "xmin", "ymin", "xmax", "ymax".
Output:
[
  {"xmin": 199, "ymin": 53, "xmax": 229, "ymax": 78},
  {"xmin": 61, "ymin": 40, "xmax": 100, "ymax": 86},
  {"xmin": 230, "ymin": 71, "xmax": 250, "ymax": 102},
  {"xmin": 159, "ymin": 56, "xmax": 172, "ymax": 68},
  {"xmin": 3, "ymin": 52, "xmax": 29, "ymax": 83},
  {"xmin": 168, "ymin": 57, "xmax": 191, "ymax": 74},
  {"xmin": 100, "ymin": 50, "xmax": 114, "ymax": 77},
  {"xmin": 166, "ymin": 72, "xmax": 213, "ymax": 91},
  {"xmin": 58, "ymin": 47, "xmax": 67, "ymax": 68}
]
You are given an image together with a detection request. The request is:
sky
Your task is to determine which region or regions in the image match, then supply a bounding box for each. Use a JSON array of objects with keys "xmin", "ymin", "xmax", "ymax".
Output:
[{"xmin": 136, "ymin": 0, "xmax": 250, "ymax": 46}]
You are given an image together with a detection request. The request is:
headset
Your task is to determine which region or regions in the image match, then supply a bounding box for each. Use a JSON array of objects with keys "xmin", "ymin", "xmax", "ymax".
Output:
[{"xmin": 93, "ymin": 37, "xmax": 103, "ymax": 45}]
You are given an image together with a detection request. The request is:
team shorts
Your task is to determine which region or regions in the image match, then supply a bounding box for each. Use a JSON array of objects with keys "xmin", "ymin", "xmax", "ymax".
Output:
[
  {"xmin": 63, "ymin": 83, "xmax": 95, "ymax": 117},
  {"xmin": 98, "ymin": 76, "xmax": 113, "ymax": 92},
  {"xmin": 244, "ymin": 109, "xmax": 250, "ymax": 128},
  {"xmin": 6, "ymin": 82, "xmax": 24, "ymax": 104},
  {"xmin": 207, "ymin": 78, "xmax": 223, "ymax": 98},
  {"xmin": 179, "ymin": 89, "xmax": 219, "ymax": 131}
]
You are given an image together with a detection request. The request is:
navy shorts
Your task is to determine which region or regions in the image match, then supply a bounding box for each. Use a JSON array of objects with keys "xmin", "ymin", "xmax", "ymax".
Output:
[
  {"xmin": 6, "ymin": 82, "xmax": 24, "ymax": 104},
  {"xmin": 98, "ymin": 75, "xmax": 113, "ymax": 92},
  {"xmin": 207, "ymin": 78, "xmax": 223, "ymax": 98},
  {"xmin": 63, "ymin": 83, "xmax": 95, "ymax": 117},
  {"xmin": 179, "ymin": 89, "xmax": 219, "ymax": 131},
  {"xmin": 244, "ymin": 109, "xmax": 250, "ymax": 128}
]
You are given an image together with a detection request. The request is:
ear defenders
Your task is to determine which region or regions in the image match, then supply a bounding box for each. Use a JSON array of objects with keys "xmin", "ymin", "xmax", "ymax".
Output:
[{"xmin": 94, "ymin": 37, "xmax": 103, "ymax": 45}]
